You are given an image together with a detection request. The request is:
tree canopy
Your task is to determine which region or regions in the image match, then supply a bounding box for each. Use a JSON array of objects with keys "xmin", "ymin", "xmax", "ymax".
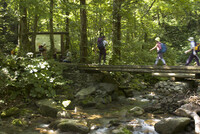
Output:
[{"xmin": 1, "ymin": 0, "xmax": 200, "ymax": 65}]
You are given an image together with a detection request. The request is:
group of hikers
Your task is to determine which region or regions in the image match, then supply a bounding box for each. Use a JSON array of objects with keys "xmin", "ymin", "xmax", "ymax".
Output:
[
  {"xmin": 10, "ymin": 35, "xmax": 200, "ymax": 66},
  {"xmin": 38, "ymin": 43, "xmax": 72, "ymax": 62},
  {"xmin": 98, "ymin": 35, "xmax": 200, "ymax": 66},
  {"xmin": 150, "ymin": 36, "xmax": 200, "ymax": 66}
]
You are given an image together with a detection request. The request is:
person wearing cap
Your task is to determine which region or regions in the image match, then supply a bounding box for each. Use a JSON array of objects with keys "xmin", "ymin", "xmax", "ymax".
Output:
[
  {"xmin": 150, "ymin": 37, "xmax": 167, "ymax": 66},
  {"xmin": 185, "ymin": 37, "xmax": 200, "ymax": 66}
]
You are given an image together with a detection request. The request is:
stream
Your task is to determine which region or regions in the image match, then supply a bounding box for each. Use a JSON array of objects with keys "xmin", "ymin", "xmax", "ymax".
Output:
[
  {"xmin": 0, "ymin": 79, "xmax": 196, "ymax": 134},
  {"xmin": 0, "ymin": 101, "xmax": 169, "ymax": 134}
]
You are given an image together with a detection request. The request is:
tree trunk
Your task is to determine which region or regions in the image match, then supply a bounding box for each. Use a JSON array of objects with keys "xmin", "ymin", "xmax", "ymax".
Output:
[
  {"xmin": 0, "ymin": 0, "xmax": 7, "ymax": 49},
  {"xmin": 80, "ymin": 0, "xmax": 88, "ymax": 63},
  {"xmin": 175, "ymin": 103, "xmax": 200, "ymax": 134},
  {"xmin": 65, "ymin": 0, "xmax": 70, "ymax": 52},
  {"xmin": 1, "ymin": 0, "xmax": 7, "ymax": 35},
  {"xmin": 112, "ymin": 0, "xmax": 122, "ymax": 63},
  {"xmin": 32, "ymin": 14, "xmax": 39, "ymax": 55},
  {"xmin": 49, "ymin": 0, "xmax": 55, "ymax": 59},
  {"xmin": 19, "ymin": 0, "xmax": 31, "ymax": 56}
]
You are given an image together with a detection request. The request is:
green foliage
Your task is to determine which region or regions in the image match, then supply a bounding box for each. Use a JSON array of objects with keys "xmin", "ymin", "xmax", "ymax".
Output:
[
  {"xmin": 110, "ymin": 72, "xmax": 160, "ymax": 91},
  {"xmin": 1, "ymin": 107, "xmax": 19, "ymax": 117},
  {"xmin": 3, "ymin": 0, "xmax": 200, "ymax": 65},
  {"xmin": 12, "ymin": 119, "xmax": 27, "ymax": 127},
  {"xmin": 121, "ymin": 128, "xmax": 132, "ymax": 134},
  {"xmin": 0, "ymin": 55, "xmax": 65, "ymax": 99}
]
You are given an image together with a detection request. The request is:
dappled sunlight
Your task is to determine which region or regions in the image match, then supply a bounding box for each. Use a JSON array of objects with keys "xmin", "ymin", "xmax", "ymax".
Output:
[
  {"xmin": 62, "ymin": 100, "xmax": 71, "ymax": 108},
  {"xmin": 35, "ymin": 127, "xmax": 56, "ymax": 134},
  {"xmin": 87, "ymin": 114, "xmax": 102, "ymax": 120},
  {"xmin": 152, "ymin": 72, "xmax": 195, "ymax": 78},
  {"xmin": 0, "ymin": 56, "xmax": 65, "ymax": 98},
  {"xmin": 148, "ymin": 92, "xmax": 156, "ymax": 96}
]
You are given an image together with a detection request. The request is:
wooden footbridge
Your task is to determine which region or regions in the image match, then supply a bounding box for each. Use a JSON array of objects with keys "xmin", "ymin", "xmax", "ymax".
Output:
[{"xmin": 63, "ymin": 63, "xmax": 200, "ymax": 78}]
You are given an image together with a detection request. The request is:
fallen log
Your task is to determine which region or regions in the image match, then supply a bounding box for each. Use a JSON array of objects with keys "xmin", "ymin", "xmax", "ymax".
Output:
[{"xmin": 175, "ymin": 103, "xmax": 200, "ymax": 134}]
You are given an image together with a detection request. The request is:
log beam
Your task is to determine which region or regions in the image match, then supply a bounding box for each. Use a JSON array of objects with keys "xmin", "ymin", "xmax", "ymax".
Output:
[
  {"xmin": 175, "ymin": 103, "xmax": 200, "ymax": 134},
  {"xmin": 152, "ymin": 73, "xmax": 195, "ymax": 78}
]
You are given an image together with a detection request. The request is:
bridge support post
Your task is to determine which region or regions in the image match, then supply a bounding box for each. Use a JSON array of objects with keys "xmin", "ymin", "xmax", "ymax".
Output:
[
  {"xmin": 195, "ymin": 74, "xmax": 200, "ymax": 93},
  {"xmin": 195, "ymin": 73, "xmax": 200, "ymax": 79}
]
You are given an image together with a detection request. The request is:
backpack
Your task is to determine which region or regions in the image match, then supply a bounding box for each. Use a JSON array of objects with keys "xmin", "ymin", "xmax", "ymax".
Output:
[
  {"xmin": 158, "ymin": 43, "xmax": 167, "ymax": 53},
  {"xmin": 97, "ymin": 39, "xmax": 104, "ymax": 49},
  {"xmin": 39, "ymin": 45, "xmax": 45, "ymax": 52},
  {"xmin": 195, "ymin": 42, "xmax": 200, "ymax": 52}
]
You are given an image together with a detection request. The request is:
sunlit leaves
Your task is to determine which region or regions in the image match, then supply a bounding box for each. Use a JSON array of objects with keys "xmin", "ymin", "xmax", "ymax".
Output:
[{"xmin": 0, "ymin": 55, "xmax": 65, "ymax": 98}]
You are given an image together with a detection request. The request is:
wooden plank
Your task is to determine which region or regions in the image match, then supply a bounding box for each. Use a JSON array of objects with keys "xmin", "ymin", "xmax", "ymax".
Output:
[
  {"xmin": 78, "ymin": 65, "xmax": 200, "ymax": 73},
  {"xmin": 152, "ymin": 73, "xmax": 195, "ymax": 78},
  {"xmin": 61, "ymin": 63, "xmax": 200, "ymax": 74}
]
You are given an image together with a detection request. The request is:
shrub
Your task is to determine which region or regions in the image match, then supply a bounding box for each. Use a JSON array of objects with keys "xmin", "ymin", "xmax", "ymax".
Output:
[{"xmin": 0, "ymin": 55, "xmax": 65, "ymax": 99}]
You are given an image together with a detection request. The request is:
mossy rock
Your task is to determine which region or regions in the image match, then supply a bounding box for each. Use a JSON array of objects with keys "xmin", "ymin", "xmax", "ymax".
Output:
[
  {"xmin": 57, "ymin": 119, "xmax": 89, "ymax": 134},
  {"xmin": 1, "ymin": 107, "xmax": 20, "ymax": 117},
  {"xmin": 12, "ymin": 119, "xmax": 28, "ymax": 127},
  {"xmin": 79, "ymin": 96, "xmax": 96, "ymax": 107},
  {"xmin": 36, "ymin": 99, "xmax": 64, "ymax": 118},
  {"xmin": 19, "ymin": 108, "xmax": 34, "ymax": 116},
  {"xmin": 112, "ymin": 126, "xmax": 132, "ymax": 134}
]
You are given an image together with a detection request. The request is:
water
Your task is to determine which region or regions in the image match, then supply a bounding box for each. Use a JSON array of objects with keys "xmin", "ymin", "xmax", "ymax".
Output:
[
  {"xmin": 131, "ymin": 119, "xmax": 159, "ymax": 134},
  {"xmin": 90, "ymin": 118, "xmax": 159, "ymax": 134}
]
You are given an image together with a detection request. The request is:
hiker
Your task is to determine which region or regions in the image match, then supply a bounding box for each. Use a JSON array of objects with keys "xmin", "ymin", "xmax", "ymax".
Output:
[
  {"xmin": 185, "ymin": 37, "xmax": 200, "ymax": 66},
  {"xmin": 63, "ymin": 49, "xmax": 72, "ymax": 63},
  {"xmin": 150, "ymin": 37, "xmax": 167, "ymax": 66},
  {"xmin": 39, "ymin": 42, "xmax": 47, "ymax": 59},
  {"xmin": 11, "ymin": 45, "xmax": 19, "ymax": 55},
  {"xmin": 97, "ymin": 35, "xmax": 108, "ymax": 65}
]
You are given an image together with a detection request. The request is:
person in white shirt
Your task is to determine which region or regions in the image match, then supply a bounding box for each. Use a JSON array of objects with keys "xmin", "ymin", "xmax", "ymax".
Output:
[
  {"xmin": 63, "ymin": 50, "xmax": 72, "ymax": 63},
  {"xmin": 185, "ymin": 37, "xmax": 200, "ymax": 66}
]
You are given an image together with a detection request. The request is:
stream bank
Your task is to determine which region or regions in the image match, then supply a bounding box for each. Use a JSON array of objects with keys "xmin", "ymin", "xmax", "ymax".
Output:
[{"xmin": 0, "ymin": 66, "xmax": 198, "ymax": 134}]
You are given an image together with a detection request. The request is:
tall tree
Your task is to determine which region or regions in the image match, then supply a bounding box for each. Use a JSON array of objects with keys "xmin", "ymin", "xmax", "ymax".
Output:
[
  {"xmin": 112, "ymin": 0, "xmax": 122, "ymax": 63},
  {"xmin": 65, "ymin": 0, "xmax": 70, "ymax": 52},
  {"xmin": 49, "ymin": 0, "xmax": 55, "ymax": 58},
  {"xmin": 0, "ymin": 0, "xmax": 6, "ymax": 45},
  {"xmin": 80, "ymin": 0, "xmax": 88, "ymax": 63},
  {"xmin": 31, "ymin": 12, "xmax": 39, "ymax": 54},
  {"xmin": 19, "ymin": 0, "xmax": 31, "ymax": 56}
]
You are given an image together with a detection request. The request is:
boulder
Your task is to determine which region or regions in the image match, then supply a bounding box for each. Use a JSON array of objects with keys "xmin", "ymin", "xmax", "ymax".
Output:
[
  {"xmin": 75, "ymin": 86, "xmax": 96, "ymax": 99},
  {"xmin": 75, "ymin": 83, "xmax": 117, "ymax": 107},
  {"xmin": 129, "ymin": 106, "xmax": 144, "ymax": 116},
  {"xmin": 1, "ymin": 107, "xmax": 19, "ymax": 117},
  {"xmin": 97, "ymin": 83, "xmax": 117, "ymax": 93},
  {"xmin": 128, "ymin": 97, "xmax": 151, "ymax": 108},
  {"xmin": 55, "ymin": 119, "xmax": 89, "ymax": 134},
  {"xmin": 155, "ymin": 117, "xmax": 191, "ymax": 134},
  {"xmin": 111, "ymin": 125, "xmax": 131, "ymax": 134},
  {"xmin": 57, "ymin": 111, "xmax": 71, "ymax": 118},
  {"xmin": 75, "ymin": 83, "xmax": 117, "ymax": 99},
  {"xmin": 36, "ymin": 99, "xmax": 63, "ymax": 118},
  {"xmin": 12, "ymin": 118, "xmax": 28, "ymax": 127}
]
